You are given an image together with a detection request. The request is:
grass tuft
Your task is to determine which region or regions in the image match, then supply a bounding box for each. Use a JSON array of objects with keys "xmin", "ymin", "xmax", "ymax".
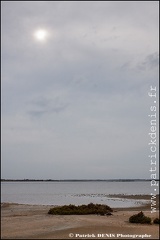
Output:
[
  {"xmin": 153, "ymin": 218, "xmax": 160, "ymax": 224},
  {"xmin": 48, "ymin": 203, "xmax": 112, "ymax": 215},
  {"xmin": 129, "ymin": 211, "xmax": 151, "ymax": 224}
]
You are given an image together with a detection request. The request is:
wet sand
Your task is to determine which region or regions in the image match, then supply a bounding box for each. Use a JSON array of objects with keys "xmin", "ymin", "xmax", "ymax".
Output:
[{"xmin": 1, "ymin": 195, "xmax": 159, "ymax": 239}]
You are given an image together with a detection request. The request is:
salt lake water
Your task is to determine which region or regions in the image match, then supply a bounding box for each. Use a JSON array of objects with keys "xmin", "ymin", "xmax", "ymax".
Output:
[{"xmin": 1, "ymin": 181, "xmax": 155, "ymax": 208}]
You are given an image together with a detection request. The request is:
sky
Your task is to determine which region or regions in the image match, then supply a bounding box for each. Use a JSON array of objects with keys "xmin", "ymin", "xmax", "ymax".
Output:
[{"xmin": 1, "ymin": 1, "xmax": 159, "ymax": 180}]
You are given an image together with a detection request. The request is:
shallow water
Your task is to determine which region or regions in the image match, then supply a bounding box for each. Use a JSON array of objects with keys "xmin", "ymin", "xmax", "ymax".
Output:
[{"xmin": 1, "ymin": 181, "xmax": 154, "ymax": 207}]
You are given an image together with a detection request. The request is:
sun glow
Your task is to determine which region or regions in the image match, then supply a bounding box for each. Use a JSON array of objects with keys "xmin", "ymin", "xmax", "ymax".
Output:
[{"xmin": 34, "ymin": 29, "xmax": 48, "ymax": 41}]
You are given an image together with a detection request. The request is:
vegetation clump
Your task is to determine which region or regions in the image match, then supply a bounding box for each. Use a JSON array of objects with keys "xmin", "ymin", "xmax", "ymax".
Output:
[
  {"xmin": 129, "ymin": 211, "xmax": 151, "ymax": 224},
  {"xmin": 48, "ymin": 203, "xmax": 113, "ymax": 215},
  {"xmin": 153, "ymin": 218, "xmax": 160, "ymax": 224}
]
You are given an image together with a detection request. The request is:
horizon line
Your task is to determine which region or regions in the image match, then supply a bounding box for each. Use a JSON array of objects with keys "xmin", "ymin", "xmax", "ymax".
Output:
[{"xmin": 1, "ymin": 178, "xmax": 159, "ymax": 181}]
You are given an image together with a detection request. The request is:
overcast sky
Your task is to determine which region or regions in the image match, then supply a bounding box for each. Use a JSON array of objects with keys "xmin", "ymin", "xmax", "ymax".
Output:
[{"xmin": 1, "ymin": 1, "xmax": 159, "ymax": 179}]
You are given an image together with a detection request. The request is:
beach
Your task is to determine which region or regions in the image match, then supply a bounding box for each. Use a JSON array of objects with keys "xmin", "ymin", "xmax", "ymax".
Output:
[{"xmin": 1, "ymin": 195, "xmax": 159, "ymax": 239}]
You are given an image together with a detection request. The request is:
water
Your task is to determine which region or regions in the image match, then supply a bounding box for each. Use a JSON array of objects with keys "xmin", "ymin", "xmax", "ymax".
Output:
[{"xmin": 1, "ymin": 181, "xmax": 154, "ymax": 208}]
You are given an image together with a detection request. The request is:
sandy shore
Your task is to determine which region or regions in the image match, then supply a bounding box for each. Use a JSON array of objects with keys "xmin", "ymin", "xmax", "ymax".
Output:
[{"xmin": 1, "ymin": 195, "xmax": 159, "ymax": 239}]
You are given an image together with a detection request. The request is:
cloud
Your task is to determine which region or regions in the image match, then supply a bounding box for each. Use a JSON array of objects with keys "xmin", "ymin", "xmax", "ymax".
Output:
[
  {"xmin": 27, "ymin": 94, "xmax": 70, "ymax": 118},
  {"xmin": 1, "ymin": 1, "xmax": 158, "ymax": 179},
  {"xmin": 138, "ymin": 52, "xmax": 159, "ymax": 71}
]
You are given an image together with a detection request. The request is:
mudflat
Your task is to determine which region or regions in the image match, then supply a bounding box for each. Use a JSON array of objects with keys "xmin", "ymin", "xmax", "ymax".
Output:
[{"xmin": 1, "ymin": 195, "xmax": 159, "ymax": 239}]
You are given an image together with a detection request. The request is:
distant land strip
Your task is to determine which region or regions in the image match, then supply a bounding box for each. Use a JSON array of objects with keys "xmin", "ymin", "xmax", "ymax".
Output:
[{"xmin": 1, "ymin": 179, "xmax": 159, "ymax": 182}]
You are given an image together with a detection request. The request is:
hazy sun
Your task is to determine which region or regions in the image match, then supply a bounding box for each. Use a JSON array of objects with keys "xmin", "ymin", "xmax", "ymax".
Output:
[{"xmin": 34, "ymin": 29, "xmax": 48, "ymax": 41}]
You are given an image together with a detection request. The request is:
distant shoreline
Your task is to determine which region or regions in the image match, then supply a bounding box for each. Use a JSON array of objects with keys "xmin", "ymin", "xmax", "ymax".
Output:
[{"xmin": 1, "ymin": 179, "xmax": 159, "ymax": 182}]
